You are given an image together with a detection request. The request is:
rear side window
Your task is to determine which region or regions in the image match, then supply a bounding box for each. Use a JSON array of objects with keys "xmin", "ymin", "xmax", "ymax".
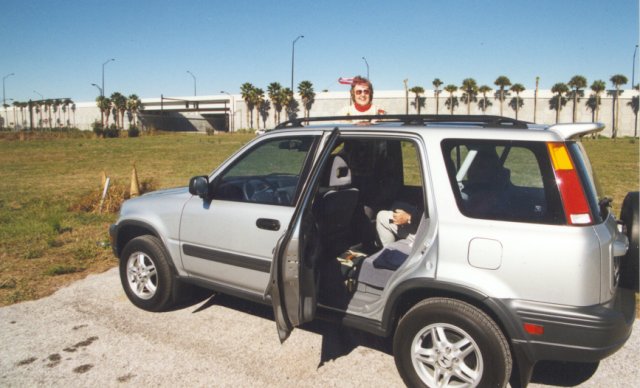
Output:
[{"xmin": 442, "ymin": 140, "xmax": 565, "ymax": 224}]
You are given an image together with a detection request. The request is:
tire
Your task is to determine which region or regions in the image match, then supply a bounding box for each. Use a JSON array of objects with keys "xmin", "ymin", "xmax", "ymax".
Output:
[
  {"xmin": 393, "ymin": 298, "xmax": 512, "ymax": 388},
  {"xmin": 119, "ymin": 235, "xmax": 176, "ymax": 312},
  {"xmin": 619, "ymin": 192, "xmax": 639, "ymax": 292}
]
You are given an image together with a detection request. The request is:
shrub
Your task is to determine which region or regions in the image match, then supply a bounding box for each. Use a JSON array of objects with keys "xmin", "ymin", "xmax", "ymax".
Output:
[
  {"xmin": 129, "ymin": 125, "xmax": 140, "ymax": 138},
  {"xmin": 92, "ymin": 121, "xmax": 104, "ymax": 138},
  {"xmin": 104, "ymin": 124, "xmax": 120, "ymax": 138}
]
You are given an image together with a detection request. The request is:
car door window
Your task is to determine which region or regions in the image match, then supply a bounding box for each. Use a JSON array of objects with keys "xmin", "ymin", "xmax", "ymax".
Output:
[
  {"xmin": 442, "ymin": 140, "xmax": 564, "ymax": 224},
  {"xmin": 212, "ymin": 136, "xmax": 316, "ymax": 206}
]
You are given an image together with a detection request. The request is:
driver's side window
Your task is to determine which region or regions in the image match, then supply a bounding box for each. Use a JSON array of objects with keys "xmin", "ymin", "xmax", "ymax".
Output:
[{"xmin": 212, "ymin": 136, "xmax": 316, "ymax": 206}]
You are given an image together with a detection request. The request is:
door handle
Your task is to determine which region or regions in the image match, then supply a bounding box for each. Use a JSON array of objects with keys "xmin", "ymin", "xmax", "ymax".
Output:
[{"xmin": 256, "ymin": 218, "xmax": 280, "ymax": 231}]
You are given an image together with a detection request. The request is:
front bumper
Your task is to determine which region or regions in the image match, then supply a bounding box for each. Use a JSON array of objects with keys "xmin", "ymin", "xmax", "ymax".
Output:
[{"xmin": 508, "ymin": 287, "xmax": 636, "ymax": 363}]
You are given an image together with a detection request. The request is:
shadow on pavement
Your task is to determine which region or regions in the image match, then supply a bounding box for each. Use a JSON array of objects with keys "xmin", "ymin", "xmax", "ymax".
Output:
[
  {"xmin": 187, "ymin": 291, "xmax": 393, "ymax": 367},
  {"xmin": 529, "ymin": 360, "xmax": 599, "ymax": 386},
  {"xmin": 177, "ymin": 288, "xmax": 605, "ymax": 386}
]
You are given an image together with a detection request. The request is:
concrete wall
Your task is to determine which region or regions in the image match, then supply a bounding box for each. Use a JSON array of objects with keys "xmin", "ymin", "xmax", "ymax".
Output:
[{"xmin": 2, "ymin": 89, "xmax": 638, "ymax": 137}]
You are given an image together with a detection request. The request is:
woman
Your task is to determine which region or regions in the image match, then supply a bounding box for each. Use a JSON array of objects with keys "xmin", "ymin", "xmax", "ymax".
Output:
[{"xmin": 341, "ymin": 76, "xmax": 385, "ymax": 120}]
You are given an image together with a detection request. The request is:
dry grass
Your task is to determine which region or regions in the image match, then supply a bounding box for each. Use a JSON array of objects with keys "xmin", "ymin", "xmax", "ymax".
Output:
[{"xmin": 0, "ymin": 131, "xmax": 253, "ymax": 306}]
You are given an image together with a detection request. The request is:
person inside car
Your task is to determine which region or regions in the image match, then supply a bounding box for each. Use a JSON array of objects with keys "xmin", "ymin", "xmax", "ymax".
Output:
[
  {"xmin": 375, "ymin": 203, "xmax": 421, "ymax": 247},
  {"xmin": 341, "ymin": 76, "xmax": 385, "ymax": 122}
]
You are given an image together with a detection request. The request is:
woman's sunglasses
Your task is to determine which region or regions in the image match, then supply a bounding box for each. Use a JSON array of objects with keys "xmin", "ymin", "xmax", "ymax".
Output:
[{"xmin": 355, "ymin": 89, "xmax": 371, "ymax": 95}]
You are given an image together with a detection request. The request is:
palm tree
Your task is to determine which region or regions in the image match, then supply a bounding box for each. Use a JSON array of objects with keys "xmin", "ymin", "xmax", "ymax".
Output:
[
  {"xmin": 460, "ymin": 78, "xmax": 478, "ymax": 115},
  {"xmin": 444, "ymin": 84, "xmax": 458, "ymax": 115},
  {"xmin": 14, "ymin": 101, "xmax": 26, "ymax": 128},
  {"xmin": 433, "ymin": 78, "xmax": 443, "ymax": 115},
  {"xmin": 267, "ymin": 82, "xmax": 282, "ymax": 125},
  {"xmin": 494, "ymin": 76, "xmax": 512, "ymax": 116},
  {"xmin": 252, "ymin": 88, "xmax": 265, "ymax": 129},
  {"xmin": 63, "ymin": 98, "xmax": 73, "ymax": 127},
  {"xmin": 96, "ymin": 96, "xmax": 111, "ymax": 127},
  {"xmin": 71, "ymin": 103, "xmax": 76, "ymax": 127},
  {"xmin": 477, "ymin": 85, "xmax": 492, "ymax": 113},
  {"xmin": 126, "ymin": 94, "xmax": 142, "ymax": 127},
  {"xmin": 110, "ymin": 92, "xmax": 127, "ymax": 129},
  {"xmin": 409, "ymin": 86, "xmax": 425, "ymax": 114},
  {"xmin": 567, "ymin": 75, "xmax": 587, "ymax": 123},
  {"xmin": 280, "ymin": 87, "xmax": 295, "ymax": 121},
  {"xmin": 610, "ymin": 74, "xmax": 628, "ymax": 138},
  {"xmin": 550, "ymin": 83, "xmax": 569, "ymax": 123},
  {"xmin": 54, "ymin": 99, "xmax": 63, "ymax": 127},
  {"xmin": 589, "ymin": 80, "xmax": 606, "ymax": 122},
  {"xmin": 509, "ymin": 83, "xmax": 525, "ymax": 120},
  {"xmin": 34, "ymin": 101, "xmax": 42, "ymax": 128},
  {"xmin": 44, "ymin": 99, "xmax": 53, "ymax": 129},
  {"xmin": 628, "ymin": 95, "xmax": 638, "ymax": 137},
  {"xmin": 240, "ymin": 82, "xmax": 255, "ymax": 129},
  {"xmin": 12, "ymin": 101, "xmax": 20, "ymax": 129},
  {"xmin": 297, "ymin": 80, "xmax": 315, "ymax": 119}
]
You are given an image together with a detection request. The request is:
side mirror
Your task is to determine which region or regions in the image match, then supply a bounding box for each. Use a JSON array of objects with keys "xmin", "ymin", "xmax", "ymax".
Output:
[{"xmin": 189, "ymin": 176, "xmax": 210, "ymax": 199}]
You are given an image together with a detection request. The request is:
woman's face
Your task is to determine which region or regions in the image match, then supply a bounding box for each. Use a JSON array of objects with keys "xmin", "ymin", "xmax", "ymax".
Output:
[{"xmin": 353, "ymin": 84, "xmax": 372, "ymax": 106}]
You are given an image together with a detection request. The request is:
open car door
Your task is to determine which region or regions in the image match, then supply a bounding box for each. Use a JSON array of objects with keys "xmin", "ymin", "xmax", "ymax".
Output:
[{"xmin": 266, "ymin": 128, "xmax": 341, "ymax": 342}]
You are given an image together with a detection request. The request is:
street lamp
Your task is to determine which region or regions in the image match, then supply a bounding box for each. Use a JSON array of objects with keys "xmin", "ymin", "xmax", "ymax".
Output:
[
  {"xmin": 101, "ymin": 58, "xmax": 115, "ymax": 97},
  {"xmin": 633, "ymin": 44, "xmax": 639, "ymax": 89},
  {"xmin": 91, "ymin": 83, "xmax": 103, "ymax": 96},
  {"xmin": 291, "ymin": 35, "xmax": 304, "ymax": 91},
  {"xmin": 187, "ymin": 71, "xmax": 197, "ymax": 96},
  {"xmin": 33, "ymin": 90, "xmax": 44, "ymax": 100},
  {"xmin": 362, "ymin": 57, "xmax": 369, "ymax": 79},
  {"xmin": 3, "ymin": 72, "xmax": 15, "ymax": 107},
  {"xmin": 221, "ymin": 90, "xmax": 235, "ymax": 132}
]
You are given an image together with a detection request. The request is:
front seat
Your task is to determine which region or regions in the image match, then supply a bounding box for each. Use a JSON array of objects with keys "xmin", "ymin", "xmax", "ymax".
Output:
[{"xmin": 318, "ymin": 155, "xmax": 359, "ymax": 255}]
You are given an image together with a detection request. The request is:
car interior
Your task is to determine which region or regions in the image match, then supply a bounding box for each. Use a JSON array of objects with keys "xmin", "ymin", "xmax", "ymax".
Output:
[{"xmin": 312, "ymin": 137, "xmax": 427, "ymax": 308}]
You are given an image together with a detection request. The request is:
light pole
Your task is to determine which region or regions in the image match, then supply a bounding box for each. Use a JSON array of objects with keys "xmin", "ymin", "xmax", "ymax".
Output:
[
  {"xmin": 633, "ymin": 44, "xmax": 639, "ymax": 89},
  {"xmin": 221, "ymin": 90, "xmax": 235, "ymax": 132},
  {"xmin": 3, "ymin": 72, "xmax": 14, "ymax": 108},
  {"xmin": 101, "ymin": 58, "xmax": 115, "ymax": 97},
  {"xmin": 187, "ymin": 70, "xmax": 197, "ymax": 96},
  {"xmin": 362, "ymin": 57, "xmax": 369, "ymax": 79},
  {"xmin": 91, "ymin": 83, "xmax": 103, "ymax": 96},
  {"xmin": 291, "ymin": 35, "xmax": 304, "ymax": 91}
]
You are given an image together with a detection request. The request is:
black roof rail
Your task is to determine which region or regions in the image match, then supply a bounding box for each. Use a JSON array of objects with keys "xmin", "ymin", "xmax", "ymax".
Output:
[{"xmin": 274, "ymin": 114, "xmax": 530, "ymax": 130}]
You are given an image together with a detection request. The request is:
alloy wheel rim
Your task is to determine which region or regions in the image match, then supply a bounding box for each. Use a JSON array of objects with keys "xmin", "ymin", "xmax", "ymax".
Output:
[
  {"xmin": 411, "ymin": 323, "xmax": 483, "ymax": 387},
  {"xmin": 126, "ymin": 251, "xmax": 158, "ymax": 300}
]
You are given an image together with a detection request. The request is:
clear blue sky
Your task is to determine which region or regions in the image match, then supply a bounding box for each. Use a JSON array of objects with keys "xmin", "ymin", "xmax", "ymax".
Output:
[{"xmin": 1, "ymin": 0, "xmax": 638, "ymax": 103}]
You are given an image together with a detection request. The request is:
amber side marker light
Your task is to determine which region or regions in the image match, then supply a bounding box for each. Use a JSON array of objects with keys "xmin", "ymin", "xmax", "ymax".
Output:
[{"xmin": 547, "ymin": 142, "xmax": 592, "ymax": 225}]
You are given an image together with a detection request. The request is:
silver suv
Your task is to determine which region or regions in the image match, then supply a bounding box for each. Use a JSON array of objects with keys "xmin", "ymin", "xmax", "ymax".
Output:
[{"xmin": 109, "ymin": 115, "xmax": 637, "ymax": 387}]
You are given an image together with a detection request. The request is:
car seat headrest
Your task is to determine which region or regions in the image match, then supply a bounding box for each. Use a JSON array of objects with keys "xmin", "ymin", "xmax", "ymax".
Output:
[{"xmin": 329, "ymin": 155, "xmax": 352, "ymax": 187}]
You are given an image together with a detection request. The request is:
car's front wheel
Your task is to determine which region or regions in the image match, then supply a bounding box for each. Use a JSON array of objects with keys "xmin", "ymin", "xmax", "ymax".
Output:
[
  {"xmin": 393, "ymin": 297, "xmax": 511, "ymax": 388},
  {"xmin": 120, "ymin": 235, "xmax": 176, "ymax": 312}
]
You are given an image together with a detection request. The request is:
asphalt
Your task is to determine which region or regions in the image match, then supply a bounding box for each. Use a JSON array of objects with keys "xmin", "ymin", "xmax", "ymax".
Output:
[{"xmin": 0, "ymin": 267, "xmax": 638, "ymax": 387}]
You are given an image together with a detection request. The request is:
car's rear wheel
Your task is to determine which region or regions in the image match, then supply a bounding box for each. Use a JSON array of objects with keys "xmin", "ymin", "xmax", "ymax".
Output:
[
  {"xmin": 120, "ymin": 235, "xmax": 175, "ymax": 312},
  {"xmin": 620, "ymin": 191, "xmax": 639, "ymax": 292},
  {"xmin": 393, "ymin": 298, "xmax": 511, "ymax": 388}
]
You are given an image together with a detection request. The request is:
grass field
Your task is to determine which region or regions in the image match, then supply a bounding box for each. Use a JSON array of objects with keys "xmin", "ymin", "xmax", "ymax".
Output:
[{"xmin": 0, "ymin": 131, "xmax": 638, "ymax": 307}]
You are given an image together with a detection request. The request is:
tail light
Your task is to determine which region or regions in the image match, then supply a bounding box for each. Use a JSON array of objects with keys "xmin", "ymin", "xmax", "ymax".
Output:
[{"xmin": 547, "ymin": 142, "xmax": 592, "ymax": 225}]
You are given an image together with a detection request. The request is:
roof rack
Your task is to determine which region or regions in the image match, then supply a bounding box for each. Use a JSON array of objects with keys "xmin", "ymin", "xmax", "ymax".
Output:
[{"xmin": 274, "ymin": 114, "xmax": 530, "ymax": 130}]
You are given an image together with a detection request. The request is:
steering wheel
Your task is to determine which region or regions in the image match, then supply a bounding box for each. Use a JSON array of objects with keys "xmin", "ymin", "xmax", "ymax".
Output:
[{"xmin": 242, "ymin": 178, "xmax": 277, "ymax": 201}]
